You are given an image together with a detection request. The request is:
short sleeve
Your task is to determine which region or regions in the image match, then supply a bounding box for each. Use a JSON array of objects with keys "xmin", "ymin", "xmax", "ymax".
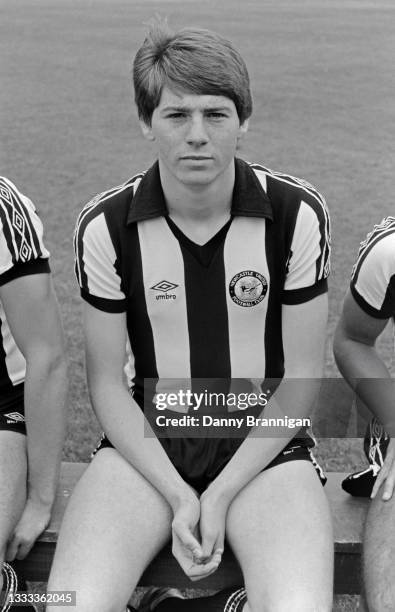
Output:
[
  {"xmin": 282, "ymin": 193, "xmax": 331, "ymax": 305},
  {"xmin": 0, "ymin": 177, "xmax": 50, "ymax": 287},
  {"xmin": 351, "ymin": 218, "xmax": 395, "ymax": 319},
  {"xmin": 74, "ymin": 201, "xmax": 127, "ymax": 313}
]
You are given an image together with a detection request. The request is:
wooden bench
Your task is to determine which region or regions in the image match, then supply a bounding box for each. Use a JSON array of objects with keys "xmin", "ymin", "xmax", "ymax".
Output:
[{"xmin": 13, "ymin": 463, "xmax": 368, "ymax": 595}]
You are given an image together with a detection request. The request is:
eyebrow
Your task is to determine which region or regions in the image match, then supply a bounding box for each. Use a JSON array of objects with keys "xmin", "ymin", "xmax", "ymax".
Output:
[{"xmin": 160, "ymin": 105, "xmax": 232, "ymax": 113}]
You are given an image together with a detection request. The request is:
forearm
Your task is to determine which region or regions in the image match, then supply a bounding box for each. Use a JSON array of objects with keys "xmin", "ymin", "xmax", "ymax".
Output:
[
  {"xmin": 24, "ymin": 354, "xmax": 68, "ymax": 509},
  {"xmin": 204, "ymin": 376, "xmax": 321, "ymax": 504},
  {"xmin": 91, "ymin": 381, "xmax": 196, "ymax": 511},
  {"xmin": 335, "ymin": 335, "xmax": 395, "ymax": 432}
]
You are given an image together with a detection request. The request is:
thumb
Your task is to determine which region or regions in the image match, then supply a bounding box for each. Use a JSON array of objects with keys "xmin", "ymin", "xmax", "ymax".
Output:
[{"xmin": 172, "ymin": 521, "xmax": 203, "ymax": 558}]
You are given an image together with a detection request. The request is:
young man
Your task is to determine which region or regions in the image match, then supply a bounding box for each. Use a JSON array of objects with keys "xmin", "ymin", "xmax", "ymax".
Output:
[
  {"xmin": 48, "ymin": 22, "xmax": 333, "ymax": 612},
  {"xmin": 0, "ymin": 177, "xmax": 67, "ymax": 610},
  {"xmin": 334, "ymin": 216, "xmax": 395, "ymax": 611}
]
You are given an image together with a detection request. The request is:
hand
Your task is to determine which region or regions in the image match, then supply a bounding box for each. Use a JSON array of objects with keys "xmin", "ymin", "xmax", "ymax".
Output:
[
  {"xmin": 6, "ymin": 498, "xmax": 51, "ymax": 561},
  {"xmin": 371, "ymin": 439, "xmax": 395, "ymax": 501},
  {"xmin": 171, "ymin": 495, "xmax": 220, "ymax": 581},
  {"xmin": 198, "ymin": 488, "xmax": 228, "ymax": 570}
]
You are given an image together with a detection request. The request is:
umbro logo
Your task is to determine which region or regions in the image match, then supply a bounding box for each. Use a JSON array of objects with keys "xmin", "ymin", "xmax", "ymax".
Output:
[
  {"xmin": 4, "ymin": 411, "xmax": 25, "ymax": 424},
  {"xmin": 151, "ymin": 280, "xmax": 178, "ymax": 301}
]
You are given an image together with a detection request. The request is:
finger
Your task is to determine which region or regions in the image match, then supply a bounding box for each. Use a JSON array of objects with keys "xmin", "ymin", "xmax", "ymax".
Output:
[
  {"xmin": 188, "ymin": 558, "xmax": 220, "ymax": 580},
  {"xmin": 15, "ymin": 539, "xmax": 35, "ymax": 560},
  {"xmin": 211, "ymin": 547, "xmax": 224, "ymax": 565},
  {"xmin": 200, "ymin": 525, "xmax": 220, "ymax": 560},
  {"xmin": 371, "ymin": 469, "xmax": 387, "ymax": 499},
  {"xmin": 5, "ymin": 535, "xmax": 19, "ymax": 562},
  {"xmin": 172, "ymin": 524, "xmax": 203, "ymax": 558},
  {"xmin": 382, "ymin": 472, "xmax": 395, "ymax": 501}
]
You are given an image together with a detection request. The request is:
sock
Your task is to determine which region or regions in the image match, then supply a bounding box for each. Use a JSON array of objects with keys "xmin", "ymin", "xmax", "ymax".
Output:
[
  {"xmin": 2, "ymin": 564, "xmax": 35, "ymax": 612},
  {"xmin": 154, "ymin": 588, "xmax": 247, "ymax": 612}
]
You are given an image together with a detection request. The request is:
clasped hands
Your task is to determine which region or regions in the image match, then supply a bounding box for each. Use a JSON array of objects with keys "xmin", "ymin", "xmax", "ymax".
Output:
[{"xmin": 171, "ymin": 488, "xmax": 228, "ymax": 581}]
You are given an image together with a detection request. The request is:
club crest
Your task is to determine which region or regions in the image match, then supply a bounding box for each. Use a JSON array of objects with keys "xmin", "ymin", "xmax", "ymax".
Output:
[{"xmin": 229, "ymin": 270, "xmax": 268, "ymax": 307}]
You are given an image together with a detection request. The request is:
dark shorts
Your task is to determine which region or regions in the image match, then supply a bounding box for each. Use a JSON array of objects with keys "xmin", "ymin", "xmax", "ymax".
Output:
[
  {"xmin": 0, "ymin": 384, "xmax": 26, "ymax": 435},
  {"xmin": 93, "ymin": 433, "xmax": 326, "ymax": 494}
]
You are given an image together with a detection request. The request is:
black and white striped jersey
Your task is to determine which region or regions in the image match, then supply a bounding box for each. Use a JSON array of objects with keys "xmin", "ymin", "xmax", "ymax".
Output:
[
  {"xmin": 75, "ymin": 159, "xmax": 330, "ymax": 405},
  {"xmin": 351, "ymin": 216, "xmax": 395, "ymax": 319},
  {"xmin": 0, "ymin": 177, "xmax": 50, "ymax": 397}
]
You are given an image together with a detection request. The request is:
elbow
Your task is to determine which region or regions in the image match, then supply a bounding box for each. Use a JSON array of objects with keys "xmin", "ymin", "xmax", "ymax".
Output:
[{"xmin": 26, "ymin": 342, "xmax": 68, "ymax": 383}]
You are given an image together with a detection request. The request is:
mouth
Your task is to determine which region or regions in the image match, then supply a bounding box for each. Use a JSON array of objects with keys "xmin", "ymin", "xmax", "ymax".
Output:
[{"xmin": 180, "ymin": 156, "xmax": 213, "ymax": 161}]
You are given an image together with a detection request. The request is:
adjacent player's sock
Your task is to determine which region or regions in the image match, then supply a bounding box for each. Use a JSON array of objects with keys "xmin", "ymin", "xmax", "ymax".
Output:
[
  {"xmin": 153, "ymin": 588, "xmax": 247, "ymax": 612},
  {"xmin": 0, "ymin": 563, "xmax": 35, "ymax": 611}
]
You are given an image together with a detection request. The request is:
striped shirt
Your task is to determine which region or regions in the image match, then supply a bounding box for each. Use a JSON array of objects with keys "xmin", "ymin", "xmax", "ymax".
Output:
[
  {"xmin": 0, "ymin": 177, "xmax": 50, "ymax": 398},
  {"xmin": 75, "ymin": 158, "xmax": 330, "ymax": 408},
  {"xmin": 351, "ymin": 216, "xmax": 395, "ymax": 319}
]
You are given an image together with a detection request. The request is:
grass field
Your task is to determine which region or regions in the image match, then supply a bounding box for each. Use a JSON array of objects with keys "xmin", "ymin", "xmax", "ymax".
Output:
[{"xmin": 1, "ymin": 2, "xmax": 395, "ymax": 609}]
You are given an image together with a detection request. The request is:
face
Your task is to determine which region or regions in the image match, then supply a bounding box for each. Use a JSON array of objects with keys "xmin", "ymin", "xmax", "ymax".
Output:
[{"xmin": 140, "ymin": 87, "xmax": 249, "ymax": 188}]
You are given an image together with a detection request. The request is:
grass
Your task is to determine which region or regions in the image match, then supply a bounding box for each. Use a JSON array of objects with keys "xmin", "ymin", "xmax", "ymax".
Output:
[{"xmin": 1, "ymin": 2, "xmax": 394, "ymax": 609}]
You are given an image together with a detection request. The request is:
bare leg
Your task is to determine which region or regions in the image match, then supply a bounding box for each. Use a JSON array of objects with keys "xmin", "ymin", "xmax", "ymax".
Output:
[
  {"xmin": 0, "ymin": 431, "xmax": 27, "ymax": 590},
  {"xmin": 226, "ymin": 460, "xmax": 333, "ymax": 612},
  {"xmin": 363, "ymin": 492, "xmax": 395, "ymax": 611},
  {"xmin": 47, "ymin": 448, "xmax": 173, "ymax": 612}
]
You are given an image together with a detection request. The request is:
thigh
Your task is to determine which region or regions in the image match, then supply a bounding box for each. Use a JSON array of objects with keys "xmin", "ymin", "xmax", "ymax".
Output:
[
  {"xmin": 226, "ymin": 460, "xmax": 333, "ymax": 612},
  {"xmin": 47, "ymin": 448, "xmax": 173, "ymax": 612},
  {"xmin": 364, "ymin": 494, "xmax": 395, "ymax": 610},
  {"xmin": 0, "ymin": 431, "xmax": 27, "ymax": 558}
]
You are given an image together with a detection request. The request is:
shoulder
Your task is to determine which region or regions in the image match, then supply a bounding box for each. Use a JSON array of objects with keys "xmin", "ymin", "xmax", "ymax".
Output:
[
  {"xmin": 248, "ymin": 162, "xmax": 327, "ymax": 210},
  {"xmin": 350, "ymin": 217, "xmax": 395, "ymax": 317},
  {"xmin": 75, "ymin": 172, "xmax": 144, "ymax": 236},
  {"xmin": 352, "ymin": 217, "xmax": 395, "ymax": 279},
  {"xmin": 0, "ymin": 176, "xmax": 38, "ymax": 217},
  {"xmin": 0, "ymin": 177, "xmax": 50, "ymax": 280}
]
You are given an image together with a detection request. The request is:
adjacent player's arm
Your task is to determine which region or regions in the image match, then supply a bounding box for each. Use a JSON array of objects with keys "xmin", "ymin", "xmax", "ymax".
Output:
[
  {"xmin": 83, "ymin": 302, "xmax": 220, "ymax": 579},
  {"xmin": 334, "ymin": 290, "xmax": 395, "ymax": 499},
  {"xmin": 0, "ymin": 273, "xmax": 68, "ymax": 559}
]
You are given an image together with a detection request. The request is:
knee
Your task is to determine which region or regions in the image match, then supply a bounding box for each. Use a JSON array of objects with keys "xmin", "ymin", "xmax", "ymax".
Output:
[{"xmin": 365, "ymin": 587, "xmax": 395, "ymax": 612}]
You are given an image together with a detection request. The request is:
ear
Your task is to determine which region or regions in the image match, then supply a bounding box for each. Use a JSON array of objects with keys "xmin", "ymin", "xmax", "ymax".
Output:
[
  {"xmin": 139, "ymin": 119, "xmax": 155, "ymax": 142},
  {"xmin": 237, "ymin": 119, "xmax": 249, "ymax": 142}
]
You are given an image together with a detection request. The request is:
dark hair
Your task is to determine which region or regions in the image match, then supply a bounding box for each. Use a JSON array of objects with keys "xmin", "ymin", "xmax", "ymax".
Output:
[{"xmin": 133, "ymin": 20, "xmax": 253, "ymax": 125}]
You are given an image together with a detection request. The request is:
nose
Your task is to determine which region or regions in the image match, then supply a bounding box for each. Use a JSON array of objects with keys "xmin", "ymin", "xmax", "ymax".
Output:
[{"xmin": 186, "ymin": 116, "xmax": 209, "ymax": 146}]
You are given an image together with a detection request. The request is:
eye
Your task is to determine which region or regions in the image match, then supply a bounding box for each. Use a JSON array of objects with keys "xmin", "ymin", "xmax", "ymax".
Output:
[
  {"xmin": 206, "ymin": 111, "xmax": 227, "ymax": 119},
  {"xmin": 166, "ymin": 112, "xmax": 186, "ymax": 120}
]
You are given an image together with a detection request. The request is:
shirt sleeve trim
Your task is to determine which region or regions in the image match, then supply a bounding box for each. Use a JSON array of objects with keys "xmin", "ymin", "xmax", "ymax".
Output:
[
  {"xmin": 350, "ymin": 284, "xmax": 391, "ymax": 320},
  {"xmin": 0, "ymin": 259, "xmax": 50, "ymax": 287},
  {"xmin": 80, "ymin": 288, "xmax": 127, "ymax": 313},
  {"xmin": 282, "ymin": 278, "xmax": 328, "ymax": 305}
]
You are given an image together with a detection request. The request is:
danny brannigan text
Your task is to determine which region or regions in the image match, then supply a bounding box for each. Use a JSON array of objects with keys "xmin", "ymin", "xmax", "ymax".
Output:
[{"xmin": 155, "ymin": 415, "xmax": 311, "ymax": 429}]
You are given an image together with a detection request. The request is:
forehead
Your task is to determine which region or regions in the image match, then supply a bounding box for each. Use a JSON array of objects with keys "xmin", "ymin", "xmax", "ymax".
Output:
[{"xmin": 156, "ymin": 87, "xmax": 236, "ymax": 112}]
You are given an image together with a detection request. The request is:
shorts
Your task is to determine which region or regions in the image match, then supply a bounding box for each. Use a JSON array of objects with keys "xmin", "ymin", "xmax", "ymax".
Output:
[
  {"xmin": 93, "ymin": 434, "xmax": 326, "ymax": 494},
  {"xmin": 0, "ymin": 384, "xmax": 26, "ymax": 435}
]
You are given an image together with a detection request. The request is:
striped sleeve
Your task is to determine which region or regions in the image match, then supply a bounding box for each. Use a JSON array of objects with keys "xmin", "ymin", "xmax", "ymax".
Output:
[
  {"xmin": 283, "ymin": 182, "xmax": 331, "ymax": 304},
  {"xmin": 74, "ymin": 197, "xmax": 127, "ymax": 313},
  {"xmin": 0, "ymin": 177, "xmax": 50, "ymax": 286},
  {"xmin": 351, "ymin": 217, "xmax": 395, "ymax": 319}
]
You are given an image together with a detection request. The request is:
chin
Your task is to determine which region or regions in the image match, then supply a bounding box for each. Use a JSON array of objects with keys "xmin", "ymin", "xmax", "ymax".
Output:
[{"xmin": 178, "ymin": 170, "xmax": 217, "ymax": 187}]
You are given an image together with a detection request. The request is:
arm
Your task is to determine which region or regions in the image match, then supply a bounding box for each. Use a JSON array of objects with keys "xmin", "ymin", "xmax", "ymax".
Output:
[
  {"xmin": 334, "ymin": 289, "xmax": 395, "ymax": 499},
  {"xmin": 84, "ymin": 302, "xmax": 220, "ymax": 578},
  {"xmin": 0, "ymin": 273, "xmax": 68, "ymax": 560},
  {"xmin": 199, "ymin": 292, "xmax": 328, "ymax": 559}
]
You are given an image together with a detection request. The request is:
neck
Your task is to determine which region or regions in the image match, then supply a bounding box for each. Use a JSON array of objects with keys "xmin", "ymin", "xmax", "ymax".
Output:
[{"xmin": 158, "ymin": 159, "xmax": 235, "ymax": 222}]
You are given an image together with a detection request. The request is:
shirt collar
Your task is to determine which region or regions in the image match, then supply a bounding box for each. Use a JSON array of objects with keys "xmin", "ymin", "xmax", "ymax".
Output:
[{"xmin": 126, "ymin": 158, "xmax": 273, "ymax": 225}]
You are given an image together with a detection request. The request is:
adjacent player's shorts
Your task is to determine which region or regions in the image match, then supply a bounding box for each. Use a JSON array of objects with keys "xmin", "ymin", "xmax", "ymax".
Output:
[
  {"xmin": 342, "ymin": 417, "xmax": 390, "ymax": 497},
  {"xmin": 0, "ymin": 385, "xmax": 26, "ymax": 435},
  {"xmin": 93, "ymin": 433, "xmax": 326, "ymax": 493}
]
